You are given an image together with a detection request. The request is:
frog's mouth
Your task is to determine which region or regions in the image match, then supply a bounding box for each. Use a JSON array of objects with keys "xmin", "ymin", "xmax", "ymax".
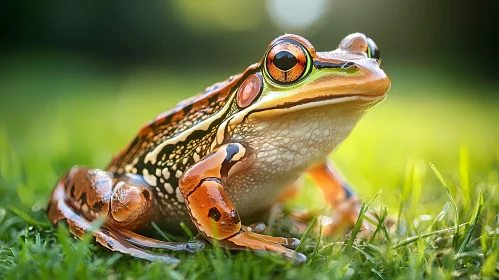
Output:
[
  {"xmin": 220, "ymin": 93, "xmax": 385, "ymax": 132},
  {"xmin": 251, "ymin": 68, "xmax": 391, "ymax": 116},
  {"xmin": 245, "ymin": 92, "xmax": 386, "ymax": 120},
  {"xmin": 263, "ymin": 93, "xmax": 386, "ymax": 111}
]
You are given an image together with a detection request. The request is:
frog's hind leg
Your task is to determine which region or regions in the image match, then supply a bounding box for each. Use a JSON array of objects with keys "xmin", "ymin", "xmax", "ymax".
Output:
[
  {"xmin": 107, "ymin": 226, "xmax": 205, "ymax": 253},
  {"xmin": 47, "ymin": 167, "xmax": 203, "ymax": 264},
  {"xmin": 307, "ymin": 160, "xmax": 374, "ymax": 235}
]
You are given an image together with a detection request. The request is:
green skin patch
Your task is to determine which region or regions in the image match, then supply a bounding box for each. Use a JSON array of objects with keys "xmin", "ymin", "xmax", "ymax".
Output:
[{"xmin": 261, "ymin": 60, "xmax": 362, "ymax": 94}]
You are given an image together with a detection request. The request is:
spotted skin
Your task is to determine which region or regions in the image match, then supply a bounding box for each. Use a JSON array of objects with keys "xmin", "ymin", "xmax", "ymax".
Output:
[
  {"xmin": 47, "ymin": 33, "xmax": 390, "ymax": 264},
  {"xmin": 105, "ymin": 66, "xmax": 261, "ymax": 227}
]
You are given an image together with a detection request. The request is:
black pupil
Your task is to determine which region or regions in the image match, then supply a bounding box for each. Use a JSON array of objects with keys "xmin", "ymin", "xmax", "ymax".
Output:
[
  {"xmin": 367, "ymin": 41, "xmax": 380, "ymax": 60},
  {"xmin": 273, "ymin": 51, "xmax": 297, "ymax": 71}
]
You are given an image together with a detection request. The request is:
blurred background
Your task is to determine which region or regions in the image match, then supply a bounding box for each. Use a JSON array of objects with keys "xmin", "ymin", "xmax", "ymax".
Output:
[{"xmin": 0, "ymin": 0, "xmax": 497, "ymax": 212}]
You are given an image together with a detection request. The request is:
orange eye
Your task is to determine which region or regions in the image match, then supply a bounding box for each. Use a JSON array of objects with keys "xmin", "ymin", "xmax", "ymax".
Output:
[{"xmin": 265, "ymin": 40, "xmax": 309, "ymax": 84}]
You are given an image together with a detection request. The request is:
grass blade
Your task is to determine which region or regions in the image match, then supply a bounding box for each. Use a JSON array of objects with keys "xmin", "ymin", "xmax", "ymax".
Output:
[
  {"xmin": 308, "ymin": 216, "xmax": 323, "ymax": 265},
  {"xmin": 392, "ymin": 222, "xmax": 469, "ymax": 249},
  {"xmin": 151, "ymin": 221, "xmax": 173, "ymax": 241},
  {"xmin": 368, "ymin": 205, "xmax": 388, "ymax": 244},
  {"xmin": 428, "ymin": 202, "xmax": 450, "ymax": 231},
  {"xmin": 295, "ymin": 215, "xmax": 317, "ymax": 252},
  {"xmin": 372, "ymin": 268, "xmax": 387, "ymax": 280},
  {"xmin": 7, "ymin": 207, "xmax": 51, "ymax": 227},
  {"xmin": 430, "ymin": 163, "xmax": 460, "ymax": 250},
  {"xmin": 458, "ymin": 191, "xmax": 484, "ymax": 253},
  {"xmin": 180, "ymin": 222, "xmax": 194, "ymax": 239},
  {"xmin": 344, "ymin": 190, "xmax": 382, "ymax": 253},
  {"xmin": 352, "ymin": 244, "xmax": 377, "ymax": 264}
]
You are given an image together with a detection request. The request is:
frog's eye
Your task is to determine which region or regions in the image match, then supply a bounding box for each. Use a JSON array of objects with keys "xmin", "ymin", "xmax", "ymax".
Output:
[
  {"xmin": 366, "ymin": 38, "xmax": 381, "ymax": 64},
  {"xmin": 265, "ymin": 40, "xmax": 310, "ymax": 84}
]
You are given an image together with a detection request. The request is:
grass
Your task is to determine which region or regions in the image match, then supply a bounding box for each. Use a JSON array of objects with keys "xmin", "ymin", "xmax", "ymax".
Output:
[{"xmin": 0, "ymin": 53, "xmax": 498, "ymax": 279}]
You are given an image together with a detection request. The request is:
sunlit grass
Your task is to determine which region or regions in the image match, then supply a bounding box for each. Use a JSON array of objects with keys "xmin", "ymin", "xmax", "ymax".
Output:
[{"xmin": 0, "ymin": 55, "xmax": 498, "ymax": 279}]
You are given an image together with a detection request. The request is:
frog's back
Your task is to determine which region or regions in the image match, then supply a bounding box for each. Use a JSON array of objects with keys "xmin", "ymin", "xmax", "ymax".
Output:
[{"xmin": 107, "ymin": 74, "xmax": 243, "ymax": 173}]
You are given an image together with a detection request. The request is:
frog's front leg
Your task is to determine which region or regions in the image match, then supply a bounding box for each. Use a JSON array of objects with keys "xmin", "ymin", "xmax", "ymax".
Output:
[
  {"xmin": 308, "ymin": 160, "xmax": 373, "ymax": 235},
  {"xmin": 179, "ymin": 143, "xmax": 306, "ymax": 263},
  {"xmin": 47, "ymin": 167, "xmax": 203, "ymax": 264}
]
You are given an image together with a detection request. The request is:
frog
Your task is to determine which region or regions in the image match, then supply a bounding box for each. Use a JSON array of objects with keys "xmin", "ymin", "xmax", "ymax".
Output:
[{"xmin": 47, "ymin": 33, "xmax": 390, "ymax": 264}]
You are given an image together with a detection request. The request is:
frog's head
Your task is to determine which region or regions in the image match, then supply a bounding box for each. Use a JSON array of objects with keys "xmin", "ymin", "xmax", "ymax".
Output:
[
  {"xmin": 223, "ymin": 33, "xmax": 391, "ymax": 155},
  {"xmin": 230, "ymin": 33, "xmax": 391, "ymax": 123}
]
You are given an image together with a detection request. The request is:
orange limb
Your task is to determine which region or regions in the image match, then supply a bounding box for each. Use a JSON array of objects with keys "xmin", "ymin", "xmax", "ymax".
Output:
[
  {"xmin": 308, "ymin": 160, "xmax": 373, "ymax": 235},
  {"xmin": 179, "ymin": 143, "xmax": 305, "ymax": 263},
  {"xmin": 242, "ymin": 222, "xmax": 266, "ymax": 234},
  {"xmin": 47, "ymin": 167, "xmax": 203, "ymax": 264}
]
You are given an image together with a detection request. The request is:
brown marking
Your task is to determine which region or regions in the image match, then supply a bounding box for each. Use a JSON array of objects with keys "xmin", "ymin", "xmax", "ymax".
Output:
[
  {"xmin": 142, "ymin": 190, "xmax": 151, "ymax": 200},
  {"xmin": 92, "ymin": 201, "xmax": 105, "ymax": 212},
  {"xmin": 80, "ymin": 192, "xmax": 87, "ymax": 204},
  {"xmin": 208, "ymin": 207, "xmax": 222, "ymax": 222},
  {"xmin": 229, "ymin": 209, "xmax": 240, "ymax": 224}
]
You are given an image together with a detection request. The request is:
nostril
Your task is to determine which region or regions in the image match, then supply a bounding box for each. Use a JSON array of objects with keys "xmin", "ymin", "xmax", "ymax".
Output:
[{"xmin": 341, "ymin": 62, "xmax": 356, "ymax": 69}]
